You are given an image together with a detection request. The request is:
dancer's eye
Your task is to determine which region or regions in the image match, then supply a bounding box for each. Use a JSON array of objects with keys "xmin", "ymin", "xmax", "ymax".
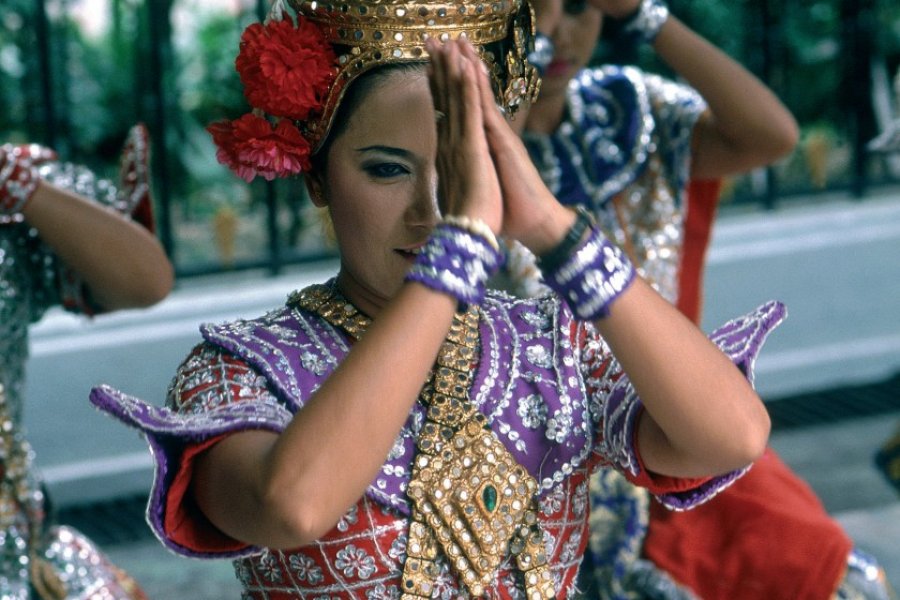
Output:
[{"xmin": 364, "ymin": 163, "xmax": 410, "ymax": 179}]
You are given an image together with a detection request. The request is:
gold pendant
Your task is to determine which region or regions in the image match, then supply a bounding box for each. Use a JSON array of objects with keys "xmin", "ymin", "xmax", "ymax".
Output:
[
  {"xmin": 407, "ymin": 412, "xmax": 542, "ymax": 597},
  {"xmin": 402, "ymin": 310, "xmax": 555, "ymax": 599}
]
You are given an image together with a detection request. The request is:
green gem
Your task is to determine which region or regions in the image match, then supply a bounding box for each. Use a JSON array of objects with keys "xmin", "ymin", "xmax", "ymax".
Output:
[{"xmin": 482, "ymin": 485, "xmax": 498, "ymax": 512}]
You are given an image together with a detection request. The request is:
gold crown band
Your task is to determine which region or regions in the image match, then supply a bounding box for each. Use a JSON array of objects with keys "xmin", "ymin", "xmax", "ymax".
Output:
[
  {"xmin": 279, "ymin": 0, "xmax": 540, "ymax": 152},
  {"xmin": 299, "ymin": 0, "xmax": 516, "ymax": 44}
]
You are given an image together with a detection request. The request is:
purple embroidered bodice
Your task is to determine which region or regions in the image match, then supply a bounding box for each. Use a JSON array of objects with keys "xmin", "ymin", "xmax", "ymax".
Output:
[{"xmin": 91, "ymin": 287, "xmax": 785, "ymax": 568}]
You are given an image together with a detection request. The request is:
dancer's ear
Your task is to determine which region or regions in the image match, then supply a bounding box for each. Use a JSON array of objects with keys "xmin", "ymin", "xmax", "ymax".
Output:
[{"xmin": 305, "ymin": 173, "xmax": 327, "ymax": 208}]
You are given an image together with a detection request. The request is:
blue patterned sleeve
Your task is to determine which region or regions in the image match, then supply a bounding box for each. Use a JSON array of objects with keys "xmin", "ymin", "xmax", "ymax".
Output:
[{"xmin": 641, "ymin": 72, "xmax": 707, "ymax": 196}]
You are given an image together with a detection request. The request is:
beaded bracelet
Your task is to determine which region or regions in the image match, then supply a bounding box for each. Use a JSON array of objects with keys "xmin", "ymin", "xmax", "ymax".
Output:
[
  {"xmin": 0, "ymin": 144, "xmax": 42, "ymax": 225},
  {"xmin": 619, "ymin": 0, "xmax": 669, "ymax": 46},
  {"xmin": 441, "ymin": 214, "xmax": 500, "ymax": 251},
  {"xmin": 543, "ymin": 226, "xmax": 636, "ymax": 320},
  {"xmin": 537, "ymin": 206, "xmax": 593, "ymax": 273},
  {"xmin": 405, "ymin": 221, "xmax": 504, "ymax": 309}
]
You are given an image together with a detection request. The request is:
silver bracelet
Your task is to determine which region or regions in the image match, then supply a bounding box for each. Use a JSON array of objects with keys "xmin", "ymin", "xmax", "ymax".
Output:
[
  {"xmin": 620, "ymin": 0, "xmax": 669, "ymax": 45},
  {"xmin": 441, "ymin": 214, "xmax": 499, "ymax": 251},
  {"xmin": 0, "ymin": 144, "xmax": 40, "ymax": 225}
]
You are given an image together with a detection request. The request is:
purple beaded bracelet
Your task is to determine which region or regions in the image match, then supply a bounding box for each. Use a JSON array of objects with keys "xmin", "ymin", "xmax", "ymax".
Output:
[
  {"xmin": 543, "ymin": 226, "xmax": 636, "ymax": 320},
  {"xmin": 405, "ymin": 222, "xmax": 504, "ymax": 309}
]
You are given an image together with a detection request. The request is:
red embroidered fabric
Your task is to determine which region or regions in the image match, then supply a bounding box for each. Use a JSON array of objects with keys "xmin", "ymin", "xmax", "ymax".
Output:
[{"xmin": 676, "ymin": 178, "xmax": 721, "ymax": 324}]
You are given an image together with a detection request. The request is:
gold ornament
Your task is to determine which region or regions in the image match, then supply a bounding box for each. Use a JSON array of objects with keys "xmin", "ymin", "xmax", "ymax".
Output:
[
  {"xmin": 291, "ymin": 283, "xmax": 555, "ymax": 598},
  {"xmin": 276, "ymin": 0, "xmax": 541, "ymax": 151}
]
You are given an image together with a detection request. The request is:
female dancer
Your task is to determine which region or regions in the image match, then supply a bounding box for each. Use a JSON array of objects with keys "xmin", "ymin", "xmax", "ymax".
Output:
[
  {"xmin": 90, "ymin": 2, "xmax": 783, "ymax": 597},
  {"xmin": 0, "ymin": 125, "xmax": 172, "ymax": 598},
  {"xmin": 511, "ymin": 0, "xmax": 893, "ymax": 597}
]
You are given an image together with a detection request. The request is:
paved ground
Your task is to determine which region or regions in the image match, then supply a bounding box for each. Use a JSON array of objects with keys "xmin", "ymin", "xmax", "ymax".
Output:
[{"xmin": 29, "ymin": 188, "xmax": 900, "ymax": 597}]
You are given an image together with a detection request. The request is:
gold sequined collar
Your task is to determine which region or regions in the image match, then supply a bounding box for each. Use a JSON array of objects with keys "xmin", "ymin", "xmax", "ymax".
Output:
[{"xmin": 288, "ymin": 282, "xmax": 372, "ymax": 340}]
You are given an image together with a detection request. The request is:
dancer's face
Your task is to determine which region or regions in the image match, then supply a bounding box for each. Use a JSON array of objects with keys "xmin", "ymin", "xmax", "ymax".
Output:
[
  {"xmin": 536, "ymin": 0, "xmax": 603, "ymax": 98},
  {"xmin": 310, "ymin": 68, "xmax": 440, "ymax": 316}
]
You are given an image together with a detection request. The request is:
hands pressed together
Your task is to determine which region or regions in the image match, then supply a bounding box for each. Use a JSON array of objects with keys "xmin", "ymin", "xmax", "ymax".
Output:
[
  {"xmin": 422, "ymin": 37, "xmax": 771, "ymax": 482},
  {"xmin": 424, "ymin": 37, "xmax": 577, "ymax": 257}
]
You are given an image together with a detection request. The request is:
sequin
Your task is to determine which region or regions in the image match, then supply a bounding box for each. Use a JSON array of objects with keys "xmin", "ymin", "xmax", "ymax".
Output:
[{"xmin": 519, "ymin": 67, "xmax": 705, "ymax": 304}]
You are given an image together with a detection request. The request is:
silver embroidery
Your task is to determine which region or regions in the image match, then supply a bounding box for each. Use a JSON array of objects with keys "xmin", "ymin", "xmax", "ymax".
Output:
[
  {"xmin": 526, "ymin": 344, "xmax": 553, "ymax": 368},
  {"xmin": 517, "ymin": 393, "xmax": 548, "ymax": 429}
]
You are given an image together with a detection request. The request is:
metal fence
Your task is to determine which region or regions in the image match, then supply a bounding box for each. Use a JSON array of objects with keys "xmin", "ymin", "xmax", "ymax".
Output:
[{"xmin": 3, "ymin": 0, "xmax": 900, "ymax": 277}]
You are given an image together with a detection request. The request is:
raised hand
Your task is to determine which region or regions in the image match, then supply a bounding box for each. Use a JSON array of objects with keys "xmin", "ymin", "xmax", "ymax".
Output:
[
  {"xmin": 117, "ymin": 124, "xmax": 151, "ymax": 212},
  {"xmin": 425, "ymin": 37, "xmax": 502, "ymax": 234},
  {"xmin": 587, "ymin": 0, "xmax": 640, "ymax": 19},
  {"xmin": 456, "ymin": 41, "xmax": 575, "ymax": 255}
]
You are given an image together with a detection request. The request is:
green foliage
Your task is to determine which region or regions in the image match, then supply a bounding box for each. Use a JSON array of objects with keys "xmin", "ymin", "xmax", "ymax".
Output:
[
  {"xmin": 3, "ymin": 0, "xmax": 900, "ymax": 268},
  {"xmin": 6, "ymin": 0, "xmax": 900, "ymax": 172},
  {"xmin": 177, "ymin": 12, "xmax": 247, "ymax": 123},
  {"xmin": 168, "ymin": 7, "xmax": 263, "ymax": 221},
  {"xmin": 0, "ymin": 0, "xmax": 39, "ymax": 141}
]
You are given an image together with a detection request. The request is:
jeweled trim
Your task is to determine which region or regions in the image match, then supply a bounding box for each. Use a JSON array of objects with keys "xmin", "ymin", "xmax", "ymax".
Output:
[
  {"xmin": 295, "ymin": 286, "xmax": 555, "ymax": 598},
  {"xmin": 545, "ymin": 226, "xmax": 636, "ymax": 320},
  {"xmin": 88, "ymin": 284, "xmax": 785, "ymax": 562},
  {"xmin": 406, "ymin": 222, "xmax": 503, "ymax": 309}
]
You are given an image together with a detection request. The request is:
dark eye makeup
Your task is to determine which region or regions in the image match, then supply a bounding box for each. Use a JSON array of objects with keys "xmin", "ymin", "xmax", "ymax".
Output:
[{"xmin": 363, "ymin": 162, "xmax": 410, "ymax": 178}]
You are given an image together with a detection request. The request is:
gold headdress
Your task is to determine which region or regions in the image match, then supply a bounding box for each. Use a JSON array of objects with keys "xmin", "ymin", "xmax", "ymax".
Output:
[
  {"xmin": 290, "ymin": 0, "xmax": 540, "ymax": 148},
  {"xmin": 208, "ymin": 0, "xmax": 540, "ymax": 182}
]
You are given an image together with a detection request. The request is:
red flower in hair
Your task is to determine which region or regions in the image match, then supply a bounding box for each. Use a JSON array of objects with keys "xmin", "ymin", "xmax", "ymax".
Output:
[
  {"xmin": 236, "ymin": 17, "xmax": 337, "ymax": 121},
  {"xmin": 208, "ymin": 113, "xmax": 311, "ymax": 182}
]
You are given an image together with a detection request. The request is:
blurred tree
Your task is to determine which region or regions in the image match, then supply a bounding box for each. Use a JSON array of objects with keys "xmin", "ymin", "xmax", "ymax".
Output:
[{"xmin": 1, "ymin": 0, "xmax": 46, "ymax": 144}]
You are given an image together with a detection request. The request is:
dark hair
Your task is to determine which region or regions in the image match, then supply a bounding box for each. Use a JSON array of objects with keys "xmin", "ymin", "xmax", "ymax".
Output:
[{"xmin": 310, "ymin": 62, "xmax": 426, "ymax": 173}]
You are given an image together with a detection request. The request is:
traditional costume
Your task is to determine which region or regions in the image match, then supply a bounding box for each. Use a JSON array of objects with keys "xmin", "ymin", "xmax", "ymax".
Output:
[
  {"xmin": 88, "ymin": 0, "xmax": 790, "ymax": 597},
  {"xmin": 92, "ymin": 283, "xmax": 783, "ymax": 598},
  {"xmin": 0, "ymin": 127, "xmax": 151, "ymax": 599}
]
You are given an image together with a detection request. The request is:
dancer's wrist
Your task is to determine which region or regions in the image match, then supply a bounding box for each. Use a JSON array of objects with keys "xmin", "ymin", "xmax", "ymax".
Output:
[
  {"xmin": 405, "ymin": 220, "xmax": 504, "ymax": 310},
  {"xmin": 441, "ymin": 214, "xmax": 500, "ymax": 252},
  {"xmin": 615, "ymin": 0, "xmax": 669, "ymax": 46},
  {"xmin": 536, "ymin": 206, "xmax": 590, "ymax": 271},
  {"xmin": 542, "ymin": 223, "xmax": 636, "ymax": 320}
]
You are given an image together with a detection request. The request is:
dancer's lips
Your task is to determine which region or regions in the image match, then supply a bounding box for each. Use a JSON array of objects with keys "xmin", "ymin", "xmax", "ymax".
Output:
[
  {"xmin": 545, "ymin": 60, "xmax": 571, "ymax": 78},
  {"xmin": 396, "ymin": 244, "xmax": 425, "ymax": 261}
]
